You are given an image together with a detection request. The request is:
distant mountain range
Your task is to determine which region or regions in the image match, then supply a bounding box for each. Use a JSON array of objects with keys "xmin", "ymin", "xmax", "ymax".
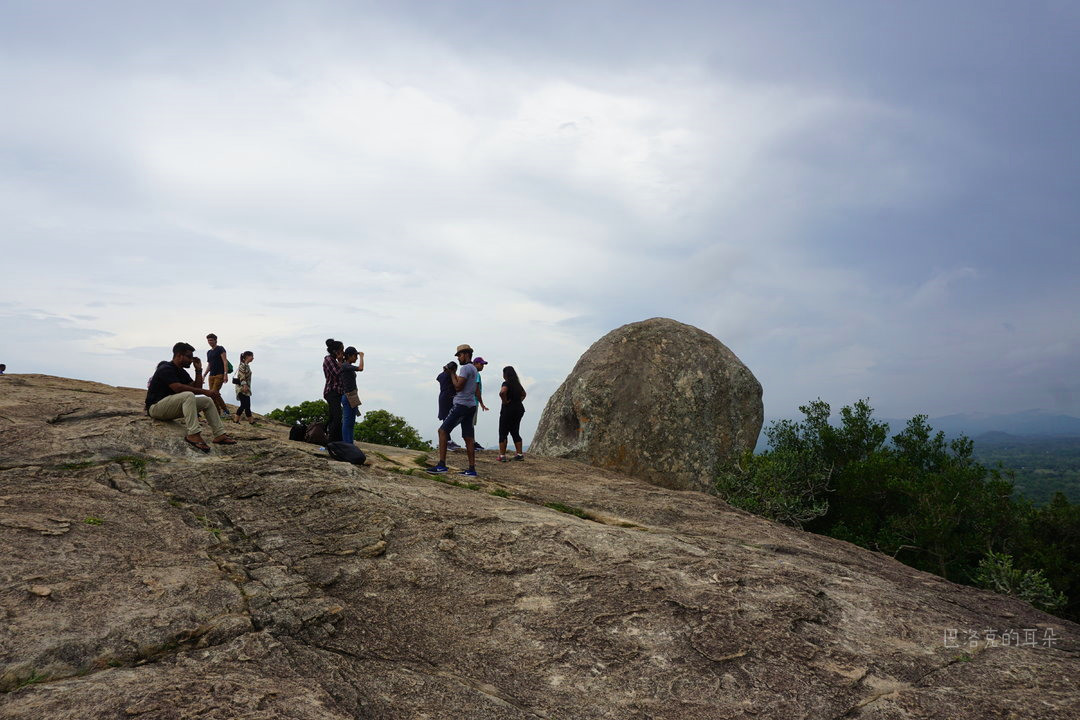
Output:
[
  {"xmin": 758, "ymin": 409, "xmax": 1080, "ymax": 448},
  {"xmin": 921, "ymin": 410, "xmax": 1080, "ymax": 439}
]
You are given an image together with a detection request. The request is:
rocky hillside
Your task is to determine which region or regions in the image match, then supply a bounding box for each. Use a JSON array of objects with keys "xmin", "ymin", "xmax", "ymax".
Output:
[{"xmin": 0, "ymin": 374, "xmax": 1076, "ymax": 719}]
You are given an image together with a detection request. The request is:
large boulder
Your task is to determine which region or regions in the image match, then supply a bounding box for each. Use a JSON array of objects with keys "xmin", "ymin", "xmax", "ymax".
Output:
[{"xmin": 531, "ymin": 317, "xmax": 763, "ymax": 491}]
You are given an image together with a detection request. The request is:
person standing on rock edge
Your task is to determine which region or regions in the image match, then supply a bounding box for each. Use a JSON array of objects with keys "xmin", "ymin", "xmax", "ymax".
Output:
[
  {"xmin": 471, "ymin": 356, "xmax": 490, "ymax": 450},
  {"xmin": 427, "ymin": 344, "xmax": 480, "ymax": 477},
  {"xmin": 340, "ymin": 346, "xmax": 365, "ymax": 444},
  {"xmin": 232, "ymin": 351, "xmax": 255, "ymax": 424},
  {"xmin": 205, "ymin": 333, "xmax": 231, "ymax": 419},
  {"xmin": 436, "ymin": 361, "xmax": 463, "ymax": 451},
  {"xmin": 0, "ymin": 364, "xmax": 5, "ymax": 375},
  {"xmin": 497, "ymin": 366, "xmax": 527, "ymax": 462},
  {"xmin": 323, "ymin": 339, "xmax": 345, "ymax": 443},
  {"xmin": 145, "ymin": 342, "xmax": 237, "ymax": 453}
]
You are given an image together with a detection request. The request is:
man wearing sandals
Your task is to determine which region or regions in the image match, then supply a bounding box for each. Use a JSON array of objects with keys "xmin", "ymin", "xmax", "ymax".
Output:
[{"xmin": 145, "ymin": 342, "xmax": 238, "ymax": 452}]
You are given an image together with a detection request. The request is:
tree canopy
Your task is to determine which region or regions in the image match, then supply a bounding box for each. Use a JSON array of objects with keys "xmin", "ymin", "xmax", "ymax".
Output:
[{"xmin": 715, "ymin": 398, "xmax": 1079, "ymax": 620}]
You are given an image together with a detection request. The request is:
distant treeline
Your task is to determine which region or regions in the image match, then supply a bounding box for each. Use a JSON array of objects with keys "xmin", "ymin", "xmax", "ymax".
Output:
[
  {"xmin": 717, "ymin": 399, "xmax": 1080, "ymax": 623},
  {"xmin": 971, "ymin": 434, "xmax": 1080, "ymax": 505}
]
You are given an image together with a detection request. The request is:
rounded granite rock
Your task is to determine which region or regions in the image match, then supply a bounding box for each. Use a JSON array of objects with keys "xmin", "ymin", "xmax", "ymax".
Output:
[{"xmin": 531, "ymin": 317, "xmax": 764, "ymax": 492}]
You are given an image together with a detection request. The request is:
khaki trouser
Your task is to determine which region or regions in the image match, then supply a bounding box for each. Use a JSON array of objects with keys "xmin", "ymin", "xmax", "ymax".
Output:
[
  {"xmin": 148, "ymin": 392, "xmax": 226, "ymax": 438},
  {"xmin": 207, "ymin": 374, "xmax": 225, "ymax": 393}
]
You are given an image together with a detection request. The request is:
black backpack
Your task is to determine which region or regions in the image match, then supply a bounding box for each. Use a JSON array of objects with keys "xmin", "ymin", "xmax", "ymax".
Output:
[
  {"xmin": 326, "ymin": 441, "xmax": 366, "ymax": 465},
  {"xmin": 288, "ymin": 423, "xmax": 308, "ymax": 442}
]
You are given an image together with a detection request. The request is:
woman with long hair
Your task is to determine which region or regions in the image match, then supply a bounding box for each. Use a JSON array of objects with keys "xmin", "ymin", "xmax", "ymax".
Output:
[
  {"xmin": 497, "ymin": 365, "xmax": 527, "ymax": 462},
  {"xmin": 323, "ymin": 338, "xmax": 345, "ymax": 442},
  {"xmin": 232, "ymin": 351, "xmax": 255, "ymax": 424}
]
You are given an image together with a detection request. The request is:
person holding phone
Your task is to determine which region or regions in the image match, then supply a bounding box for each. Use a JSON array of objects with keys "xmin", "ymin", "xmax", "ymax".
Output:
[{"xmin": 145, "ymin": 342, "xmax": 237, "ymax": 452}]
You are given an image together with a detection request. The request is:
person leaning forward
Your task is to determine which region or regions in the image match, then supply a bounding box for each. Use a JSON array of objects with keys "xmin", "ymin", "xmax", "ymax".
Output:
[{"xmin": 145, "ymin": 342, "xmax": 238, "ymax": 453}]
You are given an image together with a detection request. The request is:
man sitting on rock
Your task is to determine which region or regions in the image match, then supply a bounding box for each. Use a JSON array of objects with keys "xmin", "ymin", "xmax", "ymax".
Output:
[{"xmin": 145, "ymin": 342, "xmax": 237, "ymax": 453}]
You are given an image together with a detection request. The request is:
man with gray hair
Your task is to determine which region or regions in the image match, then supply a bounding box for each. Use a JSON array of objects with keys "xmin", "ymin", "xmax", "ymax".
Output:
[{"xmin": 427, "ymin": 343, "xmax": 480, "ymax": 477}]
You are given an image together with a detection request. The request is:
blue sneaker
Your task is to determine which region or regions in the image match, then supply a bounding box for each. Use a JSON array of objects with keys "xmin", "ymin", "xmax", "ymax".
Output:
[
  {"xmin": 425, "ymin": 464, "xmax": 449, "ymax": 474},
  {"xmin": 459, "ymin": 468, "xmax": 478, "ymax": 477}
]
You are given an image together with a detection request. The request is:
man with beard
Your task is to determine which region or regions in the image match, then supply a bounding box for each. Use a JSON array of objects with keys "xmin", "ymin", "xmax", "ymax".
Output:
[{"xmin": 145, "ymin": 342, "xmax": 238, "ymax": 453}]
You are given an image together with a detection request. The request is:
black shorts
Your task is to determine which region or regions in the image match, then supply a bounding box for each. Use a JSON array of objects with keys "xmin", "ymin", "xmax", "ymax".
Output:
[{"xmin": 439, "ymin": 403, "xmax": 477, "ymax": 438}]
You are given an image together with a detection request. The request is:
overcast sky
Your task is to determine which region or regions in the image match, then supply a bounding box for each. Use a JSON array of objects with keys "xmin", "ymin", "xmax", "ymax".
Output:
[{"xmin": 2, "ymin": 1, "xmax": 1078, "ymax": 445}]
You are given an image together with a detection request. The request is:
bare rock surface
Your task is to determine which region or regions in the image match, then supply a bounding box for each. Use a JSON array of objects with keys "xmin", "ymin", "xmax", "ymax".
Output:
[
  {"xmin": 0, "ymin": 373, "xmax": 1076, "ymax": 719},
  {"xmin": 531, "ymin": 318, "xmax": 764, "ymax": 491}
]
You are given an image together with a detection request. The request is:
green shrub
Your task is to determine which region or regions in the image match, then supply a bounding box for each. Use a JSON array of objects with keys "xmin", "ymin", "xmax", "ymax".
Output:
[
  {"xmin": 266, "ymin": 400, "xmax": 330, "ymax": 426},
  {"xmin": 974, "ymin": 551, "xmax": 1066, "ymax": 612},
  {"xmin": 715, "ymin": 448, "xmax": 831, "ymax": 528},
  {"xmin": 354, "ymin": 409, "xmax": 433, "ymax": 451}
]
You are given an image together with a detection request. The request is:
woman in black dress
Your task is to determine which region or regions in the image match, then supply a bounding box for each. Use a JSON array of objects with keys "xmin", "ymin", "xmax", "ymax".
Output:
[{"xmin": 497, "ymin": 366, "xmax": 527, "ymax": 462}]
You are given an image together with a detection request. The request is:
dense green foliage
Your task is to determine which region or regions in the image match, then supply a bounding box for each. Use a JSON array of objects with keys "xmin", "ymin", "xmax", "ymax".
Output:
[
  {"xmin": 353, "ymin": 409, "xmax": 432, "ymax": 451},
  {"xmin": 266, "ymin": 400, "xmax": 331, "ymax": 427},
  {"xmin": 971, "ymin": 435, "xmax": 1080, "ymax": 505},
  {"xmin": 715, "ymin": 399, "xmax": 1080, "ymax": 620},
  {"xmin": 267, "ymin": 401, "xmax": 431, "ymax": 451},
  {"xmin": 973, "ymin": 551, "xmax": 1065, "ymax": 611}
]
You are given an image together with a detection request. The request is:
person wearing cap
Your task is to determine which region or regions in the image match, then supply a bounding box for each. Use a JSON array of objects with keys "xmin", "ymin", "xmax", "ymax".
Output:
[
  {"xmin": 471, "ymin": 356, "xmax": 491, "ymax": 449},
  {"xmin": 427, "ymin": 344, "xmax": 481, "ymax": 477}
]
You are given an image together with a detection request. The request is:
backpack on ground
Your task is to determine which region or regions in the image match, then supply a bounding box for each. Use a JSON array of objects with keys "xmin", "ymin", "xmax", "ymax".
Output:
[
  {"xmin": 288, "ymin": 423, "xmax": 308, "ymax": 442},
  {"xmin": 326, "ymin": 441, "xmax": 366, "ymax": 465},
  {"xmin": 304, "ymin": 422, "xmax": 328, "ymax": 446}
]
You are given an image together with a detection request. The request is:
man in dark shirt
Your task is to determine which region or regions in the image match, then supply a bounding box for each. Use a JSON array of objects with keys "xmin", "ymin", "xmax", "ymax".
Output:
[
  {"xmin": 205, "ymin": 333, "xmax": 230, "ymax": 418},
  {"xmin": 146, "ymin": 342, "xmax": 237, "ymax": 452}
]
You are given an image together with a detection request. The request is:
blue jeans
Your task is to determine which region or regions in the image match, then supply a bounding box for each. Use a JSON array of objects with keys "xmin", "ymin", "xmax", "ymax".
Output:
[{"xmin": 341, "ymin": 394, "xmax": 359, "ymax": 444}]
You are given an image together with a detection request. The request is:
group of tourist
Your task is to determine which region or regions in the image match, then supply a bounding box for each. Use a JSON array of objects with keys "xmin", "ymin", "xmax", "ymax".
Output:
[
  {"xmin": 143, "ymin": 334, "xmax": 255, "ymax": 453},
  {"xmin": 427, "ymin": 343, "xmax": 527, "ymax": 478},
  {"xmin": 320, "ymin": 338, "xmax": 366, "ymax": 446},
  {"xmin": 143, "ymin": 336, "xmax": 527, "ymax": 477}
]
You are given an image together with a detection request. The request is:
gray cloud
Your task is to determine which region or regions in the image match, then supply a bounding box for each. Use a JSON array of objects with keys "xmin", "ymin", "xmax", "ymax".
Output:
[{"xmin": 1, "ymin": 2, "xmax": 1078, "ymax": 443}]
